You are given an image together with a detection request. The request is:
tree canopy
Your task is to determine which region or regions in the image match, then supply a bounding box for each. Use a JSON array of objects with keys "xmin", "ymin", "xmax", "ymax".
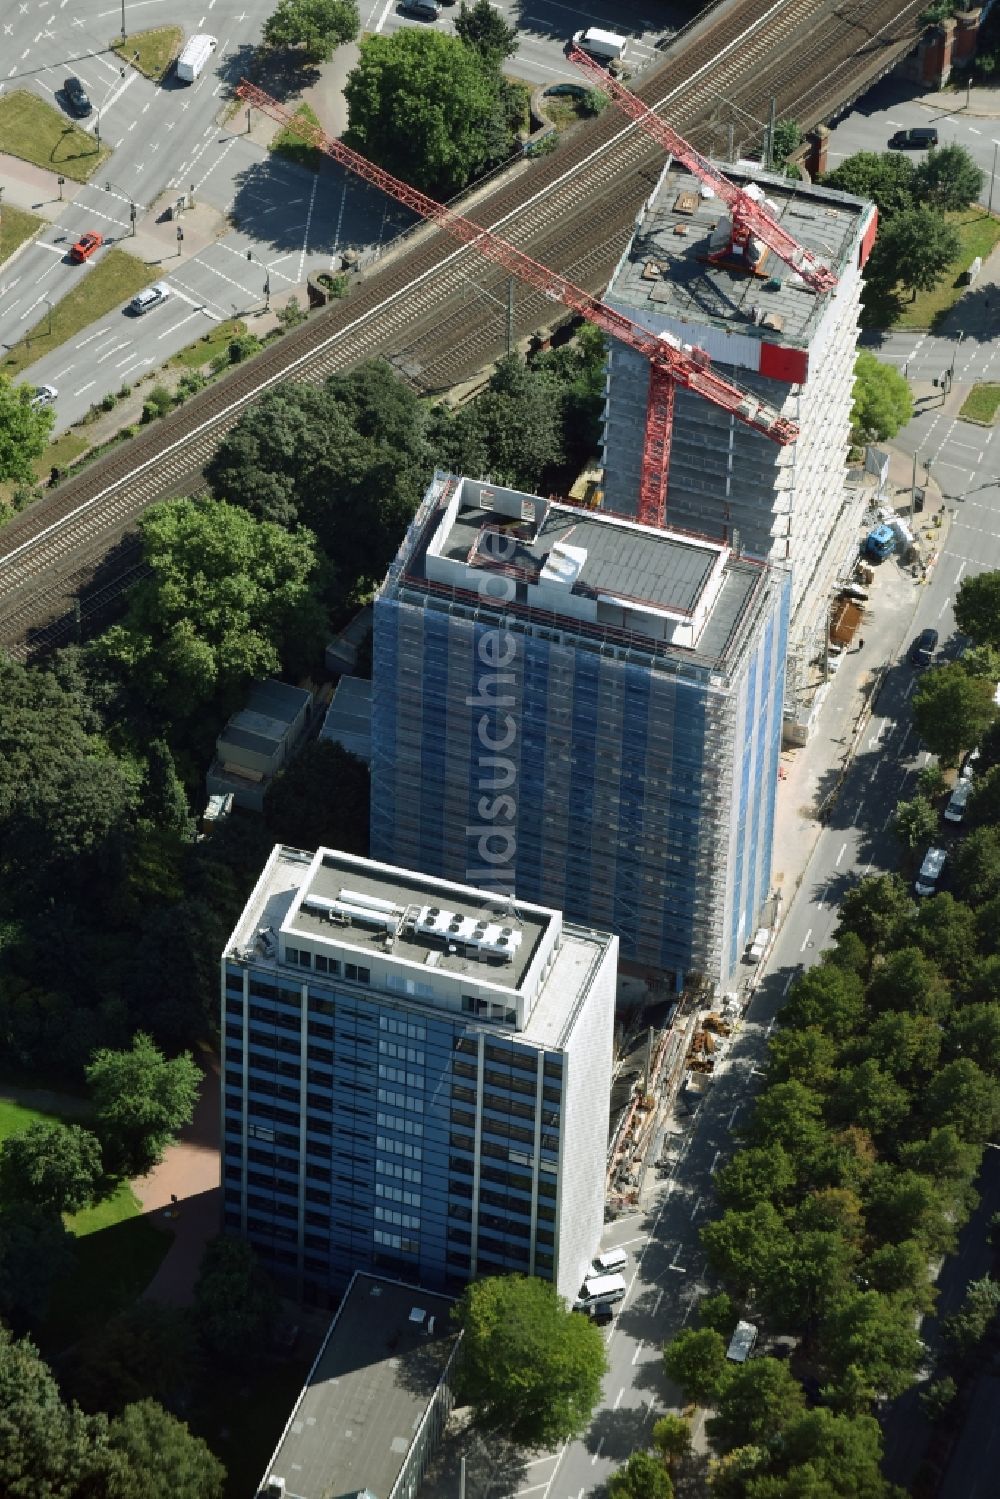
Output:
[
  {"xmin": 955, "ymin": 569, "xmax": 1000, "ymax": 646},
  {"xmin": 86, "ymin": 1032, "xmax": 200, "ymax": 1179},
  {"xmin": 912, "ymin": 661, "xmax": 997, "ymax": 765},
  {"xmin": 0, "ymin": 376, "xmax": 55, "ymax": 483},
  {"xmin": 194, "ymin": 1236, "xmax": 279, "ymax": 1368},
  {"xmin": 455, "ymin": 0, "xmax": 518, "ymax": 67},
  {"xmin": 453, "ymin": 1274, "xmax": 606, "ymax": 1446},
  {"xmin": 608, "ymin": 1450, "xmax": 673, "ymax": 1499},
  {"xmin": 870, "ymin": 208, "xmax": 961, "ymax": 299},
  {"xmin": 822, "ymin": 151, "xmax": 917, "ymax": 220},
  {"xmin": 0, "ymin": 1120, "xmax": 104, "ymax": 1215},
  {"xmin": 913, "ymin": 143, "xmax": 984, "ymax": 210},
  {"xmin": 97, "ymin": 496, "xmax": 327, "ymax": 718},
  {"xmin": 344, "ymin": 29, "xmax": 506, "ymax": 196},
  {"xmin": 262, "ymin": 0, "xmax": 359, "ymax": 61},
  {"xmin": 851, "ymin": 351, "xmax": 913, "ymax": 444}
]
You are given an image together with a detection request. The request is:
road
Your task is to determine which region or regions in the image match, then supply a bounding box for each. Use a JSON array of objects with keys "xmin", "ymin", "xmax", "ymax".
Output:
[{"xmin": 502, "ymin": 322, "xmax": 1000, "ymax": 1499}]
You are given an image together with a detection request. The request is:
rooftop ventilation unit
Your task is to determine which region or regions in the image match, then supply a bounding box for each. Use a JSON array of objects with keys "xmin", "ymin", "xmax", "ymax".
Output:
[
  {"xmin": 339, "ymin": 888, "xmax": 403, "ymax": 915},
  {"xmin": 413, "ymin": 905, "xmax": 523, "ymax": 960},
  {"xmin": 330, "ymin": 899, "xmax": 399, "ymax": 933}
]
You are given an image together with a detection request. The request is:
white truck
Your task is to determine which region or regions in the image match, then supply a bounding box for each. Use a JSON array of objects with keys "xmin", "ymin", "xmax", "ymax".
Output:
[
  {"xmin": 571, "ymin": 27, "xmax": 628, "ymax": 63},
  {"xmin": 176, "ymin": 34, "xmax": 217, "ymax": 83}
]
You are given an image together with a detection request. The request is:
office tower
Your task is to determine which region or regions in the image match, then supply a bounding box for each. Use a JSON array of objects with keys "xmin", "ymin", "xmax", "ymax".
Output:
[
  {"xmin": 371, "ymin": 474, "xmax": 789, "ymax": 986},
  {"xmin": 600, "ymin": 161, "xmax": 876, "ymax": 730},
  {"xmin": 222, "ymin": 845, "xmax": 617, "ymax": 1302}
]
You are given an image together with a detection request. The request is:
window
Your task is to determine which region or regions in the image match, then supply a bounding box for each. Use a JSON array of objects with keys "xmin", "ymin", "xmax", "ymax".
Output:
[
  {"xmin": 286, "ymin": 947, "xmax": 299, "ymax": 964},
  {"xmin": 315, "ymin": 954, "xmax": 328, "ymax": 973},
  {"xmin": 298, "ymin": 951, "xmax": 312, "ymax": 969},
  {"xmin": 345, "ymin": 963, "xmax": 357, "ymax": 981},
  {"xmin": 358, "ymin": 967, "xmax": 370, "ymax": 984}
]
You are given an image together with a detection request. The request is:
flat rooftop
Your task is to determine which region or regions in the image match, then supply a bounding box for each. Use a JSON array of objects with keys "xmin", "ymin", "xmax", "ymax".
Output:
[
  {"xmin": 289, "ymin": 849, "xmax": 550, "ymax": 991},
  {"xmin": 611, "ymin": 162, "xmax": 865, "ymax": 349},
  {"xmin": 443, "ymin": 499, "xmax": 719, "ymax": 616},
  {"xmin": 260, "ymin": 1273, "xmax": 458, "ymax": 1499}
]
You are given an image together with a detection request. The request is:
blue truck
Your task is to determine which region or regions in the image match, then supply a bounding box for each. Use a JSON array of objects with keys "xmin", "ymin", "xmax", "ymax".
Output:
[{"xmin": 865, "ymin": 524, "xmax": 895, "ymax": 561}]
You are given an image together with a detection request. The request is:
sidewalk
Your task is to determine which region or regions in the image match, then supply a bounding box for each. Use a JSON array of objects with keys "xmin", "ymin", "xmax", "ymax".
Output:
[{"xmin": 916, "ymin": 83, "xmax": 1000, "ymax": 119}]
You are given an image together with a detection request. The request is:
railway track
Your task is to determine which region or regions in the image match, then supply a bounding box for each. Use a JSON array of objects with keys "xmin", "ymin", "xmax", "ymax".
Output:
[{"xmin": 0, "ymin": 0, "xmax": 928, "ymax": 655}]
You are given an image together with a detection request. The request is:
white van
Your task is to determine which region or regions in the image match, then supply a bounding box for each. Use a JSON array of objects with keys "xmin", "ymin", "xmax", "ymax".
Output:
[
  {"xmin": 915, "ymin": 846, "xmax": 946, "ymax": 897},
  {"xmin": 574, "ymin": 1273, "xmax": 626, "ymax": 1308},
  {"xmin": 944, "ymin": 780, "xmax": 971, "ymax": 823},
  {"xmin": 593, "ymin": 1248, "xmax": 627, "ymax": 1275},
  {"xmin": 726, "ymin": 1320, "xmax": 759, "ymax": 1363},
  {"xmin": 572, "ymin": 27, "xmax": 628, "ymax": 63},
  {"xmin": 176, "ymin": 34, "xmax": 217, "ymax": 83}
]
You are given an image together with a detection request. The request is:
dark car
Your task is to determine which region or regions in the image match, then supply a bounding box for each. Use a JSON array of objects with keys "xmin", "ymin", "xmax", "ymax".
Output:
[
  {"xmin": 910, "ymin": 627, "xmax": 939, "ymax": 666},
  {"xmin": 64, "ymin": 76, "xmax": 92, "ymax": 117},
  {"xmin": 888, "ymin": 126, "xmax": 938, "ymax": 150},
  {"xmin": 591, "ymin": 1303, "xmax": 615, "ymax": 1325}
]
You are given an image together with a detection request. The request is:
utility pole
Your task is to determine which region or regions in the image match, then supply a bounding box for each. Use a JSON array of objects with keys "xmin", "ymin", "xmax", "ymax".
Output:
[
  {"xmin": 121, "ymin": 0, "xmax": 126, "ymax": 42},
  {"xmin": 727, "ymin": 123, "xmax": 735, "ymax": 164},
  {"xmin": 990, "ymin": 139, "xmax": 999, "ymax": 216},
  {"xmin": 506, "ymin": 278, "xmax": 514, "ymax": 358},
  {"xmin": 765, "ymin": 96, "xmax": 777, "ymax": 170}
]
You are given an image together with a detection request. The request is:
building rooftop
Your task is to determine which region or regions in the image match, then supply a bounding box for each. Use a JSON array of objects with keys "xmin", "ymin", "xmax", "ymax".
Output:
[
  {"xmin": 394, "ymin": 475, "xmax": 773, "ymax": 671},
  {"xmin": 319, "ymin": 675, "xmax": 373, "ymax": 764},
  {"xmin": 259, "ymin": 1273, "xmax": 459, "ymax": 1499},
  {"xmin": 609, "ymin": 161, "xmax": 866, "ymax": 351}
]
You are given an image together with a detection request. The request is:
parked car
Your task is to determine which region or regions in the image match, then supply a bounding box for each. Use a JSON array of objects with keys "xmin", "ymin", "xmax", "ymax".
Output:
[
  {"xmin": 63, "ymin": 76, "xmax": 92, "ymax": 117},
  {"xmin": 915, "ymin": 845, "xmax": 947, "ymax": 897},
  {"xmin": 127, "ymin": 281, "xmax": 170, "ymax": 316},
  {"xmin": 398, "ymin": 0, "xmax": 441, "ymax": 17},
  {"xmin": 888, "ymin": 126, "xmax": 938, "ymax": 149},
  {"xmin": 960, "ymin": 747, "xmax": 982, "ymax": 782},
  {"xmin": 70, "ymin": 231, "xmax": 103, "ymax": 262},
  {"xmin": 31, "ymin": 384, "xmax": 58, "ymax": 408},
  {"xmin": 591, "ymin": 1302, "xmax": 615, "ymax": 1325},
  {"xmin": 910, "ymin": 627, "xmax": 938, "ymax": 667},
  {"xmin": 944, "ymin": 780, "xmax": 971, "ymax": 823}
]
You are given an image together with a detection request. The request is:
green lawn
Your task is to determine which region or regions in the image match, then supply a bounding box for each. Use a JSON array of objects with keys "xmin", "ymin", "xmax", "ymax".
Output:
[
  {"xmin": 0, "ymin": 201, "xmax": 44, "ymax": 266},
  {"xmin": 270, "ymin": 102, "xmax": 323, "ymax": 172},
  {"xmin": 0, "ymin": 90, "xmax": 111, "ymax": 183},
  {"xmin": 0, "ymin": 1093, "xmax": 172, "ymax": 1352},
  {"xmin": 894, "ymin": 208, "xmax": 1000, "ymax": 330},
  {"xmin": 113, "ymin": 26, "xmax": 183, "ymax": 81},
  {"xmin": 960, "ymin": 382, "xmax": 1000, "ymax": 424},
  {"xmin": 1, "ymin": 247, "xmax": 155, "ymax": 378},
  {"xmin": 170, "ymin": 318, "xmax": 247, "ymax": 370}
]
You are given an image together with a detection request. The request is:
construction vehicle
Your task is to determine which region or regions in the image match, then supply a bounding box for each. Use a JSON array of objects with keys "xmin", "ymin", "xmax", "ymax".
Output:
[
  {"xmin": 567, "ymin": 47, "xmax": 840, "ymax": 294},
  {"xmin": 865, "ymin": 524, "xmax": 895, "ymax": 562},
  {"xmin": 236, "ymin": 81, "xmax": 799, "ymax": 532}
]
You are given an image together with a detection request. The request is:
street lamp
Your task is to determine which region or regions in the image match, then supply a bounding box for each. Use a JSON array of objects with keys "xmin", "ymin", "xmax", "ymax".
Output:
[
  {"xmin": 121, "ymin": 0, "xmax": 126, "ymax": 43},
  {"xmin": 990, "ymin": 140, "xmax": 999, "ymax": 216},
  {"xmin": 42, "ymin": 297, "xmax": 53, "ymax": 335},
  {"xmin": 246, "ymin": 248, "xmax": 271, "ymax": 310}
]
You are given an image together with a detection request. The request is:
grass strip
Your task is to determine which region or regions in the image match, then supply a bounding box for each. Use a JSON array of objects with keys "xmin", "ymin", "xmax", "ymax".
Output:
[
  {"xmin": 0, "ymin": 201, "xmax": 45, "ymax": 266},
  {"xmin": 269, "ymin": 101, "xmax": 323, "ymax": 172},
  {"xmin": 0, "ymin": 246, "xmax": 155, "ymax": 378},
  {"xmin": 0, "ymin": 90, "xmax": 111, "ymax": 183},
  {"xmin": 959, "ymin": 382, "xmax": 1000, "ymax": 424},
  {"xmin": 169, "ymin": 318, "xmax": 247, "ymax": 369},
  {"xmin": 896, "ymin": 207, "xmax": 1000, "ymax": 330},
  {"xmin": 113, "ymin": 26, "xmax": 184, "ymax": 81}
]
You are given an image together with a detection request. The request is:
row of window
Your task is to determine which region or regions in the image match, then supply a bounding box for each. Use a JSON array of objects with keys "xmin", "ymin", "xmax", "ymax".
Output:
[{"xmin": 285, "ymin": 948, "xmax": 371, "ymax": 984}]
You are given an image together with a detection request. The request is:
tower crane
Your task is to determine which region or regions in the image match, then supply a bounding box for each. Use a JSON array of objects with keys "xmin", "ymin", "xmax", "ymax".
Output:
[
  {"xmin": 567, "ymin": 46, "xmax": 839, "ymax": 296},
  {"xmin": 236, "ymin": 80, "xmax": 798, "ymax": 531}
]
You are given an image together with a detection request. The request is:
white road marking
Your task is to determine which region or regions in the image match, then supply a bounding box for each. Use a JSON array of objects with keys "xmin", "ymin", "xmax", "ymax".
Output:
[
  {"xmin": 652, "ymin": 1288, "xmax": 663, "ymax": 1316},
  {"xmin": 728, "ymin": 1103, "xmax": 740, "ymax": 1128},
  {"xmin": 710, "ymin": 1150, "xmax": 720, "ymax": 1173},
  {"xmin": 782, "ymin": 972, "xmax": 794, "ymax": 994},
  {"xmin": 835, "ymin": 841, "xmax": 847, "ymax": 867},
  {"xmin": 800, "ymin": 927, "xmax": 812, "ymax": 952},
  {"xmin": 157, "ymin": 308, "xmax": 203, "ymax": 338},
  {"xmin": 74, "ymin": 379, "xmax": 96, "ymax": 395},
  {"xmin": 690, "ymin": 1195, "xmax": 702, "ymax": 1218},
  {"xmin": 590, "ymin": 1441, "xmax": 603, "ymax": 1468},
  {"xmin": 613, "ymin": 1388, "xmax": 625, "ymax": 1409},
  {"xmin": 631, "ymin": 1342, "xmax": 643, "ymax": 1366}
]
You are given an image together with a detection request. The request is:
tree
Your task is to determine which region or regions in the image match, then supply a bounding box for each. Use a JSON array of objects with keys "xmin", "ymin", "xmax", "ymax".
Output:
[
  {"xmin": 265, "ymin": 741, "xmax": 370, "ymax": 856},
  {"xmin": 98, "ymin": 497, "xmax": 327, "ymax": 719},
  {"xmin": 898, "ymin": 1125, "xmax": 983, "ymax": 1188},
  {"xmin": 851, "ymin": 352, "xmax": 913, "ymax": 444},
  {"xmin": 955, "ymin": 569, "xmax": 1000, "ymax": 646},
  {"xmin": 64, "ymin": 1302, "xmax": 197, "ymax": 1416},
  {"xmin": 922, "ymin": 1057, "xmax": 1000, "ymax": 1143},
  {"xmin": 864, "ymin": 1165, "xmax": 955, "ymax": 1255},
  {"xmin": 140, "ymin": 740, "xmax": 192, "ymax": 838},
  {"xmin": 864, "ymin": 1010, "xmax": 942, "ymax": 1083},
  {"xmin": 762, "ymin": 1230, "xmax": 859, "ymax": 1330},
  {"xmin": 106, "ymin": 1399, "xmax": 225, "ymax": 1499},
  {"xmin": 701, "ymin": 1202, "xmax": 792, "ymax": 1296},
  {"xmin": 767, "ymin": 1026, "xmax": 839, "ymax": 1089},
  {"xmin": 916, "ymin": 761, "xmax": 947, "ymax": 800},
  {"xmin": 707, "ymin": 1358, "xmax": 806, "ymax": 1455},
  {"xmin": 663, "ymin": 1327, "xmax": 731, "ymax": 1405},
  {"xmin": 770, "ymin": 118, "xmax": 801, "ymax": 169},
  {"xmin": 439, "ymin": 356, "xmax": 569, "ymax": 491},
  {"xmin": 954, "ymin": 825, "xmax": 1000, "ymax": 905},
  {"xmin": 714, "ymin": 1142, "xmax": 797, "ymax": 1211},
  {"xmin": 455, "ymin": 0, "xmax": 518, "ymax": 67},
  {"xmin": 861, "ymin": 1240, "xmax": 935, "ymax": 1310},
  {"xmin": 778, "ymin": 1408, "xmax": 897, "ymax": 1496},
  {"xmin": 345, "ymin": 29, "xmax": 505, "ymax": 196},
  {"xmin": 453, "ymin": 1274, "xmax": 606, "ymax": 1446},
  {"xmin": 822, "ymin": 151, "xmax": 917, "ymax": 220},
  {"xmin": 836, "ymin": 874, "xmax": 914, "ymax": 958},
  {"xmin": 0, "ymin": 1325, "xmax": 105, "ymax": 1498},
  {"xmin": 830, "ymin": 1060, "xmax": 911, "ymax": 1141},
  {"xmin": 194, "ymin": 1236, "xmax": 279, "ymax": 1370},
  {"xmin": 652, "ymin": 1413, "xmax": 692, "ymax": 1470},
  {"xmin": 940, "ymin": 1276, "xmax": 1000, "ymax": 1358},
  {"xmin": 262, "ymin": 0, "xmax": 359, "ymax": 62},
  {"xmin": 608, "ymin": 1450, "xmax": 673, "ymax": 1499},
  {"xmin": 870, "ymin": 207, "xmax": 961, "ymax": 299},
  {"xmin": 86, "ymin": 1032, "xmax": 200, "ymax": 1179},
  {"xmin": 0, "ymin": 376, "xmax": 55, "ymax": 483},
  {"xmin": 780, "ymin": 960, "xmax": 866, "ymax": 1039},
  {"xmin": 968, "ymin": 764, "xmax": 1000, "ymax": 828},
  {"xmin": 945, "ymin": 1002, "xmax": 1000, "ymax": 1074},
  {"xmin": 913, "ymin": 661, "xmax": 997, "ymax": 766},
  {"xmin": 0, "ymin": 1120, "xmax": 104, "ymax": 1216},
  {"xmin": 745, "ymin": 1080, "xmax": 827, "ymax": 1156},
  {"xmin": 913, "ymin": 142, "xmax": 984, "ymax": 210},
  {"xmin": 0, "ymin": 1205, "xmax": 74, "ymax": 1331},
  {"xmin": 892, "ymin": 794, "xmax": 939, "ymax": 851},
  {"xmin": 818, "ymin": 1292, "xmax": 923, "ymax": 1406},
  {"xmin": 912, "ymin": 892, "xmax": 978, "ymax": 984}
]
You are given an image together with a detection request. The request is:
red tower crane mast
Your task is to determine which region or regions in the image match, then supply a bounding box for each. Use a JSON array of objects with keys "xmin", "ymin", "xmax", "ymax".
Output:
[
  {"xmin": 567, "ymin": 46, "xmax": 838, "ymax": 296},
  {"xmin": 236, "ymin": 80, "xmax": 798, "ymax": 530}
]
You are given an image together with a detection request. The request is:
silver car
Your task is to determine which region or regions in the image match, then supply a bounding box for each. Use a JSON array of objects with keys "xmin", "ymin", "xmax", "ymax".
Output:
[
  {"xmin": 128, "ymin": 281, "xmax": 171, "ymax": 316},
  {"xmin": 31, "ymin": 384, "xmax": 58, "ymax": 408}
]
